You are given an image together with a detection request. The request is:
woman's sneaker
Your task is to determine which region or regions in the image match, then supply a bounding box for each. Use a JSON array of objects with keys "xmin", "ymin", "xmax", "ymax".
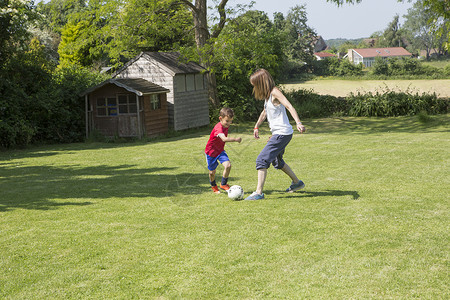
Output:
[
  {"xmin": 285, "ymin": 180, "xmax": 305, "ymax": 193},
  {"xmin": 245, "ymin": 192, "xmax": 265, "ymax": 200}
]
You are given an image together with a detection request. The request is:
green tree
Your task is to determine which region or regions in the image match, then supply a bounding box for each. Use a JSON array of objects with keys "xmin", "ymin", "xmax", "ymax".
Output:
[
  {"xmin": 36, "ymin": 0, "xmax": 86, "ymax": 34},
  {"xmin": 284, "ymin": 5, "xmax": 317, "ymax": 64},
  {"xmin": 57, "ymin": 0, "xmax": 121, "ymax": 68},
  {"xmin": 403, "ymin": 0, "xmax": 437, "ymax": 58},
  {"xmin": 107, "ymin": 0, "xmax": 194, "ymax": 66},
  {"xmin": 376, "ymin": 15, "xmax": 406, "ymax": 48},
  {"xmin": 0, "ymin": 0, "xmax": 38, "ymax": 66},
  {"xmin": 212, "ymin": 10, "xmax": 285, "ymax": 119}
]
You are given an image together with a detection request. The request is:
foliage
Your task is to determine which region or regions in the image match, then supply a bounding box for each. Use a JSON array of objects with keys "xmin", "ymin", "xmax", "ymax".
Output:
[
  {"xmin": 371, "ymin": 56, "xmax": 444, "ymax": 77},
  {"xmin": 36, "ymin": 0, "xmax": 86, "ymax": 34},
  {"xmin": 285, "ymin": 88, "xmax": 348, "ymax": 118},
  {"xmin": 375, "ymin": 15, "xmax": 406, "ymax": 48},
  {"xmin": 347, "ymin": 88, "xmax": 448, "ymax": 117},
  {"xmin": 210, "ymin": 10, "xmax": 285, "ymax": 121},
  {"xmin": 0, "ymin": 0, "xmax": 38, "ymax": 65},
  {"xmin": 312, "ymin": 57, "xmax": 364, "ymax": 76},
  {"xmin": 284, "ymin": 85, "xmax": 447, "ymax": 119},
  {"xmin": 0, "ymin": 38, "xmax": 107, "ymax": 148},
  {"xmin": 107, "ymin": 0, "xmax": 195, "ymax": 67},
  {"xmin": 57, "ymin": 0, "xmax": 122, "ymax": 68}
]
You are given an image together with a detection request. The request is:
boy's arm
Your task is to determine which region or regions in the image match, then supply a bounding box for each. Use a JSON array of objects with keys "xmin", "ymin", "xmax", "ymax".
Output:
[
  {"xmin": 218, "ymin": 133, "xmax": 242, "ymax": 143},
  {"xmin": 253, "ymin": 109, "xmax": 267, "ymax": 139},
  {"xmin": 272, "ymin": 87, "xmax": 306, "ymax": 133}
]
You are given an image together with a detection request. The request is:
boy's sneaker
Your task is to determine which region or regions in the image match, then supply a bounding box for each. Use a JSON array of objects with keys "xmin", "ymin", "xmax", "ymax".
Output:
[
  {"xmin": 211, "ymin": 186, "xmax": 220, "ymax": 194},
  {"xmin": 245, "ymin": 192, "xmax": 265, "ymax": 200},
  {"xmin": 285, "ymin": 180, "xmax": 305, "ymax": 193},
  {"xmin": 220, "ymin": 184, "xmax": 230, "ymax": 191}
]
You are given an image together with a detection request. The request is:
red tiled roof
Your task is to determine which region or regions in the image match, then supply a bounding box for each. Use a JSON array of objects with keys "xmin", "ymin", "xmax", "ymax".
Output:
[
  {"xmin": 314, "ymin": 52, "xmax": 336, "ymax": 57},
  {"xmin": 353, "ymin": 47, "xmax": 411, "ymax": 58}
]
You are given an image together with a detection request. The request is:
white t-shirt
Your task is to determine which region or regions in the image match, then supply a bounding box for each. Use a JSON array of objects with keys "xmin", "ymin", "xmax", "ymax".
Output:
[{"xmin": 264, "ymin": 94, "xmax": 294, "ymax": 136}]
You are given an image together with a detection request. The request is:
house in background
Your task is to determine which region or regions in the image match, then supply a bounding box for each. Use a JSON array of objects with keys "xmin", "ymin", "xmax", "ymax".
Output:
[
  {"xmin": 345, "ymin": 47, "xmax": 412, "ymax": 67},
  {"xmin": 314, "ymin": 52, "xmax": 336, "ymax": 60},
  {"xmin": 112, "ymin": 52, "xmax": 210, "ymax": 131},
  {"xmin": 81, "ymin": 78, "xmax": 170, "ymax": 139},
  {"xmin": 312, "ymin": 36, "xmax": 328, "ymax": 52}
]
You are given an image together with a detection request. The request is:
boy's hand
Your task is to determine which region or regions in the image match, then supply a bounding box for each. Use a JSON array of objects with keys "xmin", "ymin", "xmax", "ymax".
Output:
[{"xmin": 236, "ymin": 137, "xmax": 242, "ymax": 143}]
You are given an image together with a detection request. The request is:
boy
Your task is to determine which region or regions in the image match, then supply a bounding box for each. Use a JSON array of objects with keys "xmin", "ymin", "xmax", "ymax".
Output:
[{"xmin": 205, "ymin": 107, "xmax": 242, "ymax": 194}]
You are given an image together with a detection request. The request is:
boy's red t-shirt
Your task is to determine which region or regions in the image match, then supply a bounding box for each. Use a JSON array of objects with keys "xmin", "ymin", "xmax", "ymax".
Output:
[{"xmin": 205, "ymin": 122, "xmax": 228, "ymax": 157}]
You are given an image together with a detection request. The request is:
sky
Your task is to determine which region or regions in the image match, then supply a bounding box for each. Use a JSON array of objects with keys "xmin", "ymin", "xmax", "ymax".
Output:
[{"xmin": 230, "ymin": 0, "xmax": 414, "ymax": 40}]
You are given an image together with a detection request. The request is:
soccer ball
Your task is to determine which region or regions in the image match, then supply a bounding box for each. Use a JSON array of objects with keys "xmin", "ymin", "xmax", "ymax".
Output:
[{"xmin": 228, "ymin": 185, "xmax": 244, "ymax": 200}]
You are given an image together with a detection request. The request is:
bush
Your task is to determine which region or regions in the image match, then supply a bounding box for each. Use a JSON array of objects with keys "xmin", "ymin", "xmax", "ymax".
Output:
[
  {"xmin": 285, "ymin": 89, "xmax": 347, "ymax": 118},
  {"xmin": 284, "ymin": 87, "xmax": 448, "ymax": 119},
  {"xmin": 312, "ymin": 57, "xmax": 363, "ymax": 77},
  {"xmin": 371, "ymin": 56, "xmax": 444, "ymax": 77},
  {"xmin": 0, "ymin": 54, "xmax": 107, "ymax": 148},
  {"xmin": 347, "ymin": 89, "xmax": 448, "ymax": 117}
]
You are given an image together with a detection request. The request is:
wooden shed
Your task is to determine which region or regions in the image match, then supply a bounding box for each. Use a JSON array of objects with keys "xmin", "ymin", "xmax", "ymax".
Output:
[
  {"xmin": 112, "ymin": 52, "xmax": 210, "ymax": 131},
  {"xmin": 81, "ymin": 78, "xmax": 170, "ymax": 138}
]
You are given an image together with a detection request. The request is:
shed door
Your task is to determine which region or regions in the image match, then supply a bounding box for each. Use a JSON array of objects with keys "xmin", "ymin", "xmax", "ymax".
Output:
[
  {"xmin": 118, "ymin": 115, "xmax": 138, "ymax": 137},
  {"xmin": 118, "ymin": 94, "xmax": 138, "ymax": 137}
]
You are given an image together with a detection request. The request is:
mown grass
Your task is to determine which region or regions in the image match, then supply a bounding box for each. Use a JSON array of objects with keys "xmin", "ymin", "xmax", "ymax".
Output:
[
  {"xmin": 1, "ymin": 115, "xmax": 449, "ymax": 299},
  {"xmin": 281, "ymin": 79, "xmax": 450, "ymax": 98}
]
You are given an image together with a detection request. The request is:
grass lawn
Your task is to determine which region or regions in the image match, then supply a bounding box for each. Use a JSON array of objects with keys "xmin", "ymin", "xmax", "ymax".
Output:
[
  {"xmin": 422, "ymin": 59, "xmax": 450, "ymax": 69},
  {"xmin": 1, "ymin": 115, "xmax": 449, "ymax": 299},
  {"xmin": 281, "ymin": 79, "xmax": 450, "ymax": 98}
]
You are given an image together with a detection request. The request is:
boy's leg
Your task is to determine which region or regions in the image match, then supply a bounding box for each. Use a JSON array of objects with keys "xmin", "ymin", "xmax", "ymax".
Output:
[
  {"xmin": 222, "ymin": 160, "xmax": 231, "ymax": 179},
  {"xmin": 217, "ymin": 151, "xmax": 231, "ymax": 190},
  {"xmin": 220, "ymin": 160, "xmax": 231, "ymax": 190},
  {"xmin": 206, "ymin": 154, "xmax": 220, "ymax": 194},
  {"xmin": 208, "ymin": 169, "xmax": 216, "ymax": 183}
]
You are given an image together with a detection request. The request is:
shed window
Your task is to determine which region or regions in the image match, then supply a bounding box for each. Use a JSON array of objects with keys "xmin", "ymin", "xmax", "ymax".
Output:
[
  {"xmin": 97, "ymin": 97, "xmax": 117, "ymax": 116},
  {"xmin": 118, "ymin": 94, "xmax": 137, "ymax": 114},
  {"xmin": 186, "ymin": 74, "xmax": 195, "ymax": 91},
  {"xmin": 195, "ymin": 74, "xmax": 204, "ymax": 90},
  {"xmin": 175, "ymin": 75, "xmax": 186, "ymax": 92},
  {"xmin": 150, "ymin": 94, "xmax": 161, "ymax": 110}
]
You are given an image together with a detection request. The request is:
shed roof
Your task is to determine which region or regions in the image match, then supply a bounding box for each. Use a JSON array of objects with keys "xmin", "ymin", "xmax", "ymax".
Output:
[
  {"xmin": 314, "ymin": 52, "xmax": 336, "ymax": 58},
  {"xmin": 80, "ymin": 78, "xmax": 170, "ymax": 97},
  {"xmin": 112, "ymin": 51, "xmax": 206, "ymax": 78},
  {"xmin": 143, "ymin": 52, "xmax": 205, "ymax": 74},
  {"xmin": 352, "ymin": 47, "xmax": 411, "ymax": 58}
]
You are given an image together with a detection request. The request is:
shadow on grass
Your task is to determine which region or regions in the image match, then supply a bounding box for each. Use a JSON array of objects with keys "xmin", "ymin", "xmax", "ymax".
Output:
[
  {"xmin": 0, "ymin": 163, "xmax": 209, "ymax": 212},
  {"xmin": 265, "ymin": 189, "xmax": 360, "ymax": 200}
]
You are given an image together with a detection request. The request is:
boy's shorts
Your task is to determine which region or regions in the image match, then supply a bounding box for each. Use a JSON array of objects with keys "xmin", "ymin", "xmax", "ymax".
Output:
[
  {"xmin": 256, "ymin": 134, "xmax": 292, "ymax": 170},
  {"xmin": 206, "ymin": 151, "xmax": 230, "ymax": 171}
]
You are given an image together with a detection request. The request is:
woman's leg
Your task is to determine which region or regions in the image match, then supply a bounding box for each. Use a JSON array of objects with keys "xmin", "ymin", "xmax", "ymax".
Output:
[{"xmin": 256, "ymin": 168, "xmax": 267, "ymax": 195}]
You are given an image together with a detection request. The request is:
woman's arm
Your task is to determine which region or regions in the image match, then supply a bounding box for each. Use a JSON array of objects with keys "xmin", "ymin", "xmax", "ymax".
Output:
[
  {"xmin": 253, "ymin": 109, "xmax": 267, "ymax": 139},
  {"xmin": 272, "ymin": 87, "xmax": 306, "ymax": 133}
]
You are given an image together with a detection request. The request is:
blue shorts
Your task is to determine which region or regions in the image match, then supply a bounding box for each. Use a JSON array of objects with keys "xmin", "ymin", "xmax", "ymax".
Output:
[
  {"xmin": 206, "ymin": 151, "xmax": 230, "ymax": 171},
  {"xmin": 256, "ymin": 134, "xmax": 292, "ymax": 170}
]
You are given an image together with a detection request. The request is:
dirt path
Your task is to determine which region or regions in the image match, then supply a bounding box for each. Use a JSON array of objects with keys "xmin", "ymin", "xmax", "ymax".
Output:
[{"xmin": 281, "ymin": 79, "xmax": 450, "ymax": 98}]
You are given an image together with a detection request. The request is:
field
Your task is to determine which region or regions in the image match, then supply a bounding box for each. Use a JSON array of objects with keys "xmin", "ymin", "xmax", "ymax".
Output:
[
  {"xmin": 1, "ymin": 115, "xmax": 449, "ymax": 298},
  {"xmin": 282, "ymin": 79, "xmax": 450, "ymax": 98}
]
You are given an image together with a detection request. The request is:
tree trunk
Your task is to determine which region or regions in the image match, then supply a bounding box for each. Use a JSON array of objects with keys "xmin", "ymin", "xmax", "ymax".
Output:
[
  {"xmin": 191, "ymin": 0, "xmax": 220, "ymax": 108},
  {"xmin": 180, "ymin": 0, "xmax": 228, "ymax": 108}
]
